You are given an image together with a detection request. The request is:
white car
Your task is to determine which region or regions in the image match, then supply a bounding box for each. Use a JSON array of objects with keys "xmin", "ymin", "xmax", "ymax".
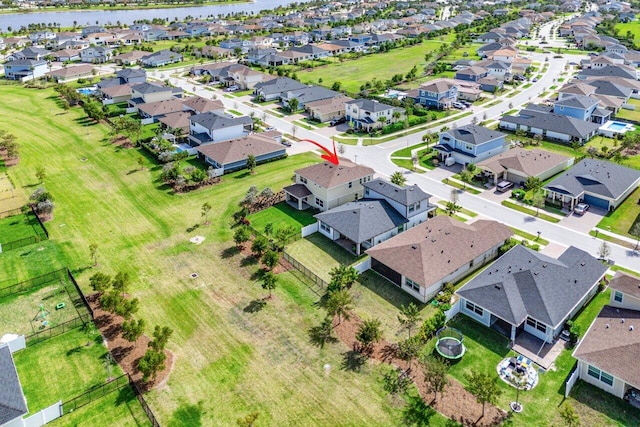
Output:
[
  {"xmin": 574, "ymin": 203, "xmax": 590, "ymax": 215},
  {"xmin": 225, "ymin": 85, "xmax": 239, "ymax": 92}
]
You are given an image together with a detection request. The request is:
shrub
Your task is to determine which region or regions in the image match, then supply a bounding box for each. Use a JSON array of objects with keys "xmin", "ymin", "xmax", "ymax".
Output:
[
  {"xmin": 512, "ymin": 189, "xmax": 526, "ymax": 200},
  {"xmin": 569, "ymin": 324, "xmax": 581, "ymax": 344}
]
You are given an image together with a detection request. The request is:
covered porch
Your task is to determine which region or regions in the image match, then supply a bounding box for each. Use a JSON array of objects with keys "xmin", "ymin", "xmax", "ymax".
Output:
[
  {"xmin": 283, "ymin": 184, "xmax": 312, "ymax": 211},
  {"xmin": 334, "ymin": 236, "xmax": 373, "ymax": 256},
  {"xmin": 544, "ymin": 187, "xmax": 580, "ymax": 211},
  {"xmin": 511, "ymin": 331, "xmax": 567, "ymax": 370}
]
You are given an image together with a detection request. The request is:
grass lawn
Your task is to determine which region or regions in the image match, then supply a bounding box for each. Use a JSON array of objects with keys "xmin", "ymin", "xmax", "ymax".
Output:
[
  {"xmin": 391, "ymin": 142, "xmax": 428, "ymax": 158},
  {"xmin": 247, "ymin": 203, "xmax": 318, "ymax": 235},
  {"xmin": 436, "ymin": 201, "xmax": 477, "ymax": 218},
  {"xmin": 50, "ymin": 386, "xmax": 151, "ymax": 427},
  {"xmin": 597, "ymin": 187, "xmax": 640, "ymax": 237},
  {"xmin": 501, "ymin": 200, "xmax": 561, "ymax": 223},
  {"xmin": 509, "ymin": 227, "xmax": 549, "ymax": 246},
  {"xmin": 296, "ymin": 40, "xmax": 449, "ymax": 93},
  {"xmin": 615, "ymin": 108, "xmax": 640, "ymax": 122},
  {"xmin": 441, "ymin": 179, "xmax": 482, "ymax": 195},
  {"xmin": 391, "ymin": 158, "xmax": 425, "ymax": 173},
  {"xmin": 13, "ymin": 328, "xmax": 123, "ymax": 412},
  {"xmin": 0, "ymin": 212, "xmax": 42, "ymax": 244},
  {"xmin": 615, "ymin": 22, "xmax": 640, "ymax": 42},
  {"xmin": 286, "ymin": 234, "xmax": 363, "ymax": 281},
  {"xmin": 0, "ymin": 86, "xmax": 413, "ymax": 425}
]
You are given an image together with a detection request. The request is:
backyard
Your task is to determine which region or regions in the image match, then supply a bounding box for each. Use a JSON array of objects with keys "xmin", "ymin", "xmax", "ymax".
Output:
[
  {"xmin": 247, "ymin": 202, "xmax": 318, "ymax": 235},
  {"xmin": 0, "ymin": 85, "xmax": 424, "ymax": 425},
  {"xmin": 0, "ymin": 211, "xmax": 44, "ymax": 244}
]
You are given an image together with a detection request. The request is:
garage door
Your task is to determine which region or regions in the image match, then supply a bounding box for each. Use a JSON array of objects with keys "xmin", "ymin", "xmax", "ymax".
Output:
[{"xmin": 584, "ymin": 194, "xmax": 609, "ymax": 210}]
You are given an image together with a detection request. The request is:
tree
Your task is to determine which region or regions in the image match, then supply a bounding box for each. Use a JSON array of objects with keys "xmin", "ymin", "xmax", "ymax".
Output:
[
  {"xmin": 237, "ymin": 412, "xmax": 260, "ymax": 427},
  {"xmin": 89, "ymin": 242, "xmax": 99, "ymax": 267},
  {"xmin": 390, "ymin": 170, "xmax": 407, "ymax": 187},
  {"xmin": 150, "ymin": 325, "xmax": 173, "ymax": 352},
  {"xmin": 524, "ymin": 176, "xmax": 542, "ymax": 193},
  {"xmin": 89, "ymin": 272, "xmax": 112, "ymax": 293},
  {"xmin": 422, "ymin": 356, "xmax": 449, "ymax": 402},
  {"xmin": 598, "ymin": 240, "xmax": 611, "ymax": 259},
  {"xmin": 121, "ymin": 318, "xmax": 145, "ymax": 344},
  {"xmin": 327, "ymin": 265, "xmax": 359, "ymax": 292},
  {"xmin": 355, "ymin": 318, "xmax": 382, "ymax": 354},
  {"xmin": 201, "ymin": 202, "xmax": 212, "ymax": 225},
  {"xmin": 459, "ymin": 168, "xmax": 473, "ymax": 190},
  {"xmin": 234, "ymin": 227, "xmax": 251, "ymax": 249},
  {"xmin": 398, "ymin": 302, "xmax": 420, "ymax": 338},
  {"xmin": 261, "ymin": 250, "xmax": 280, "ymax": 271},
  {"xmin": 138, "ymin": 348, "xmax": 166, "ymax": 381},
  {"xmin": 532, "ymin": 191, "xmax": 545, "ymax": 216},
  {"xmin": 558, "ymin": 403, "xmax": 581, "ymax": 427},
  {"xmin": 274, "ymin": 225, "xmax": 295, "ymax": 249},
  {"xmin": 251, "ymin": 235, "xmax": 269, "ymax": 258},
  {"xmin": 246, "ymin": 154, "xmax": 256, "ymax": 174},
  {"xmin": 631, "ymin": 221, "xmax": 640, "ymax": 251},
  {"xmin": 35, "ymin": 166, "xmax": 46, "ymax": 183},
  {"xmin": 112, "ymin": 271, "xmax": 130, "ymax": 297},
  {"xmin": 137, "ymin": 156, "xmax": 145, "ymax": 170},
  {"xmin": 261, "ymin": 271, "xmax": 278, "ymax": 298},
  {"xmin": 377, "ymin": 115, "xmax": 387, "ymax": 129},
  {"xmin": 288, "ymin": 98, "xmax": 299, "ymax": 112},
  {"xmin": 326, "ymin": 289, "xmax": 353, "ymax": 326},
  {"xmin": 465, "ymin": 371, "xmax": 503, "ymax": 418}
]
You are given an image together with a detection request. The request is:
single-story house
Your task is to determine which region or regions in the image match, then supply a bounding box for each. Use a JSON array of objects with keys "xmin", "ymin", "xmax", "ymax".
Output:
[
  {"xmin": 140, "ymin": 50, "xmax": 183, "ymax": 67},
  {"xmin": 543, "ymin": 159, "xmax": 640, "ymax": 211},
  {"xmin": 366, "ymin": 216, "xmax": 512, "ymax": 303},
  {"xmin": 0, "ymin": 344, "xmax": 28, "ymax": 427},
  {"xmin": 196, "ymin": 134, "xmax": 286, "ymax": 174},
  {"xmin": 305, "ymin": 95, "xmax": 353, "ymax": 123},
  {"xmin": 499, "ymin": 108, "xmax": 600, "ymax": 144},
  {"xmin": 253, "ymin": 77, "xmax": 307, "ymax": 102},
  {"xmin": 100, "ymin": 84, "xmax": 133, "ymax": 105},
  {"xmin": 138, "ymin": 98, "xmax": 187, "ymax": 124},
  {"xmin": 457, "ymin": 245, "xmax": 607, "ymax": 343},
  {"xmin": 113, "ymin": 50, "xmax": 148, "ymax": 66},
  {"xmin": 476, "ymin": 147, "xmax": 573, "ymax": 186},
  {"xmin": 49, "ymin": 64, "xmax": 94, "ymax": 83}
]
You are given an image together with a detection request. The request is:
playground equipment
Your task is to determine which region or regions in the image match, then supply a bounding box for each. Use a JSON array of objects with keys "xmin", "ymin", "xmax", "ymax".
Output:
[
  {"xmin": 34, "ymin": 304, "xmax": 49, "ymax": 322},
  {"xmin": 435, "ymin": 326, "xmax": 465, "ymax": 360}
]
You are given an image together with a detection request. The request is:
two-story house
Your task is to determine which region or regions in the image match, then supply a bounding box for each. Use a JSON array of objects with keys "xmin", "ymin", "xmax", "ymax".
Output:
[
  {"xmin": 415, "ymin": 79, "xmax": 458, "ymax": 109},
  {"xmin": 3, "ymin": 59, "xmax": 48, "ymax": 81},
  {"xmin": 128, "ymin": 82, "xmax": 183, "ymax": 109},
  {"xmin": 553, "ymin": 95, "xmax": 600, "ymax": 121},
  {"xmin": 434, "ymin": 125, "xmax": 508, "ymax": 166},
  {"xmin": 345, "ymin": 99, "xmax": 404, "ymax": 131},
  {"xmin": 188, "ymin": 112, "xmax": 253, "ymax": 146},
  {"xmin": 573, "ymin": 272, "xmax": 640, "ymax": 402},
  {"xmin": 80, "ymin": 46, "xmax": 113, "ymax": 64},
  {"xmin": 314, "ymin": 178, "xmax": 435, "ymax": 255},
  {"xmin": 454, "ymin": 66, "xmax": 489, "ymax": 82},
  {"xmin": 283, "ymin": 160, "xmax": 374, "ymax": 212}
]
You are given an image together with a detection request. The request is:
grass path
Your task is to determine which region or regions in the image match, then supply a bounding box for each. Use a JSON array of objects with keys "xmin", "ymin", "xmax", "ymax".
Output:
[{"xmin": 0, "ymin": 86, "xmax": 414, "ymax": 425}]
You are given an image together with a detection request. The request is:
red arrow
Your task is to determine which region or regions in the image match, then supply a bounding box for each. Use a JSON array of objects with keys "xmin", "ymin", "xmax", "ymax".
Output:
[{"xmin": 299, "ymin": 138, "xmax": 340, "ymax": 165}]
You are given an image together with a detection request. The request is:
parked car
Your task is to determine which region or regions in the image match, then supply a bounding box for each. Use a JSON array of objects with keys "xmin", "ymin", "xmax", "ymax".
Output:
[
  {"xmin": 460, "ymin": 101, "xmax": 472, "ymax": 108},
  {"xmin": 330, "ymin": 117, "xmax": 346, "ymax": 126},
  {"xmin": 452, "ymin": 102, "xmax": 465, "ymax": 109},
  {"xmin": 497, "ymin": 180, "xmax": 514, "ymax": 192},
  {"xmin": 226, "ymin": 85, "xmax": 239, "ymax": 92},
  {"xmin": 574, "ymin": 203, "xmax": 590, "ymax": 215},
  {"xmin": 532, "ymin": 77, "xmax": 538, "ymax": 82}
]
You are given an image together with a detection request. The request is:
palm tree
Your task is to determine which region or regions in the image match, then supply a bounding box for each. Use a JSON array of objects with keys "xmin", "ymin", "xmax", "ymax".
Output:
[{"xmin": 326, "ymin": 289, "xmax": 353, "ymax": 326}]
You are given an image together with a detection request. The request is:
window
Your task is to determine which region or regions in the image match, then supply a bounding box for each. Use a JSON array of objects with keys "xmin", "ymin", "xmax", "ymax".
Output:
[
  {"xmin": 405, "ymin": 277, "xmax": 420, "ymax": 292},
  {"xmin": 364, "ymin": 188, "xmax": 370, "ymax": 196},
  {"xmin": 319, "ymin": 221, "xmax": 330, "ymax": 233},
  {"xmin": 409, "ymin": 205, "xmax": 415, "ymax": 213},
  {"xmin": 300, "ymin": 176, "xmax": 307, "ymax": 184},
  {"xmin": 469, "ymin": 259, "xmax": 474, "ymax": 268},
  {"xmin": 348, "ymin": 182, "xmax": 353, "ymax": 188},
  {"xmin": 526, "ymin": 317, "xmax": 547, "ymax": 333},
  {"xmin": 465, "ymin": 301, "xmax": 483, "ymax": 316},
  {"xmin": 588, "ymin": 365, "xmax": 614, "ymax": 386},
  {"xmin": 315, "ymin": 197, "xmax": 324, "ymax": 208},
  {"xmin": 397, "ymin": 225, "xmax": 404, "ymax": 233},
  {"xmin": 614, "ymin": 291, "xmax": 623, "ymax": 303}
]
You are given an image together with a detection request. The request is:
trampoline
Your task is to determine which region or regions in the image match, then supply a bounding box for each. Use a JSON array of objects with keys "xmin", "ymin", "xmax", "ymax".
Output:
[{"xmin": 435, "ymin": 326, "xmax": 465, "ymax": 359}]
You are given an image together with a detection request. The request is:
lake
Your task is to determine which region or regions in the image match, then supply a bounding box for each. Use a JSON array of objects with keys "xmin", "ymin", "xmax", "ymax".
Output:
[{"xmin": 0, "ymin": 0, "xmax": 307, "ymax": 31}]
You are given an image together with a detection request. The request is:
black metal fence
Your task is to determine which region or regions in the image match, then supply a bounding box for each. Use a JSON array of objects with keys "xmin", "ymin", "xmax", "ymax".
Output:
[
  {"xmin": 67, "ymin": 268, "xmax": 94, "ymax": 319},
  {"xmin": 282, "ymin": 251, "xmax": 327, "ymax": 295},
  {"xmin": 129, "ymin": 374, "xmax": 161, "ymax": 427},
  {"xmin": 62, "ymin": 374, "xmax": 130, "ymax": 413},
  {"xmin": 0, "ymin": 206, "xmax": 49, "ymax": 252},
  {"xmin": 0, "ymin": 268, "xmax": 66, "ymax": 298},
  {"xmin": 25, "ymin": 313, "xmax": 91, "ymax": 345}
]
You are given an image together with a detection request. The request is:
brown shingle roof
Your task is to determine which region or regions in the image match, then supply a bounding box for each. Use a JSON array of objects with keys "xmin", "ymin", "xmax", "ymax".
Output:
[
  {"xmin": 365, "ymin": 216, "xmax": 512, "ymax": 288},
  {"xmin": 476, "ymin": 147, "xmax": 571, "ymax": 178},
  {"xmin": 50, "ymin": 64, "xmax": 93, "ymax": 78},
  {"xmin": 181, "ymin": 96, "xmax": 224, "ymax": 114},
  {"xmin": 295, "ymin": 160, "xmax": 374, "ymax": 189},
  {"xmin": 559, "ymin": 82, "xmax": 597, "ymax": 96},
  {"xmin": 196, "ymin": 134, "xmax": 284, "ymax": 166},
  {"xmin": 573, "ymin": 305, "xmax": 640, "ymax": 389},
  {"xmin": 137, "ymin": 98, "xmax": 185, "ymax": 117},
  {"xmin": 100, "ymin": 84, "xmax": 132, "ymax": 98},
  {"xmin": 159, "ymin": 111, "xmax": 191, "ymax": 131},
  {"xmin": 609, "ymin": 271, "xmax": 640, "ymax": 299},
  {"xmin": 305, "ymin": 95, "xmax": 353, "ymax": 115}
]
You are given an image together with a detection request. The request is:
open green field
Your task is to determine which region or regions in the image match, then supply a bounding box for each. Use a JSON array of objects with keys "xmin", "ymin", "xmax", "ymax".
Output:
[
  {"xmin": 13, "ymin": 328, "xmax": 122, "ymax": 412},
  {"xmin": 597, "ymin": 187, "xmax": 640, "ymax": 237},
  {"xmin": 296, "ymin": 40, "xmax": 450, "ymax": 93},
  {"xmin": 0, "ymin": 212, "xmax": 42, "ymax": 243},
  {"xmin": 615, "ymin": 22, "xmax": 640, "ymax": 42},
  {"xmin": 247, "ymin": 202, "xmax": 318, "ymax": 235},
  {"xmin": 0, "ymin": 86, "xmax": 437, "ymax": 425},
  {"xmin": 0, "ymin": 280, "xmax": 79, "ymax": 335},
  {"xmin": 443, "ymin": 287, "xmax": 640, "ymax": 426}
]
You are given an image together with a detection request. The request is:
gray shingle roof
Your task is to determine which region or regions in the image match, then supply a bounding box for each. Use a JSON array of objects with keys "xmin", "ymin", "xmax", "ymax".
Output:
[
  {"xmin": 314, "ymin": 199, "xmax": 407, "ymax": 244},
  {"xmin": 190, "ymin": 111, "xmax": 253, "ymax": 130},
  {"xmin": 457, "ymin": 245, "xmax": 607, "ymax": 328},
  {"xmin": 363, "ymin": 178, "xmax": 431, "ymax": 206},
  {"xmin": 579, "ymin": 65, "xmax": 637, "ymax": 80},
  {"xmin": 544, "ymin": 159, "xmax": 640, "ymax": 200},
  {"xmin": 446, "ymin": 125, "xmax": 506, "ymax": 145},
  {"xmin": 287, "ymin": 86, "xmax": 341, "ymax": 104},
  {"xmin": 254, "ymin": 77, "xmax": 307, "ymax": 96},
  {"xmin": 554, "ymin": 94, "xmax": 600, "ymax": 109},
  {"xmin": 345, "ymin": 98, "xmax": 395, "ymax": 113},
  {"xmin": 131, "ymin": 82, "xmax": 172, "ymax": 94},
  {"xmin": 588, "ymin": 79, "xmax": 633, "ymax": 98},
  {"xmin": 0, "ymin": 345, "xmax": 28, "ymax": 425},
  {"xmin": 500, "ymin": 109, "xmax": 600, "ymax": 139}
]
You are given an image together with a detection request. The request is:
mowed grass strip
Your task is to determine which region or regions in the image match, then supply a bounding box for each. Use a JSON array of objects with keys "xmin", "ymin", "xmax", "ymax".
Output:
[
  {"xmin": 0, "ymin": 86, "xmax": 416, "ymax": 425},
  {"xmin": 247, "ymin": 202, "xmax": 317, "ymax": 234},
  {"xmin": 0, "ymin": 212, "xmax": 41, "ymax": 243}
]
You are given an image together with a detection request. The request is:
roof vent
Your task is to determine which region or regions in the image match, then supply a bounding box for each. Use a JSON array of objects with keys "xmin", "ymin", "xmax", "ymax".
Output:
[
  {"xmin": 631, "ymin": 326, "xmax": 635, "ymax": 331},
  {"xmin": 605, "ymin": 323, "xmax": 610, "ymax": 329},
  {"xmin": 581, "ymin": 261, "xmax": 586, "ymax": 266},
  {"xmin": 448, "ymin": 260, "xmax": 451, "ymax": 263},
  {"xmin": 495, "ymin": 285, "xmax": 501, "ymax": 290},
  {"xmin": 574, "ymin": 279, "xmax": 578, "ymax": 283},
  {"xmin": 622, "ymin": 319, "xmax": 625, "ymax": 323},
  {"xmin": 411, "ymin": 245, "xmax": 417, "ymax": 250},
  {"xmin": 441, "ymin": 250, "xmax": 444, "ymax": 254},
  {"xmin": 543, "ymin": 264, "xmax": 547, "ymax": 268}
]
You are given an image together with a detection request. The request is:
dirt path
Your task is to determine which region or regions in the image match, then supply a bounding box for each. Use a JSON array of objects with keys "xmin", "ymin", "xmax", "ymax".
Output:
[
  {"xmin": 334, "ymin": 314, "xmax": 507, "ymax": 427},
  {"xmin": 88, "ymin": 293, "xmax": 173, "ymax": 391}
]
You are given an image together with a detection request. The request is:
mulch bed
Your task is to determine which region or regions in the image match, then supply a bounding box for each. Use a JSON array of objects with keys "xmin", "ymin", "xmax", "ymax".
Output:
[
  {"xmin": 88, "ymin": 293, "xmax": 173, "ymax": 392},
  {"xmin": 110, "ymin": 135, "xmax": 134, "ymax": 149},
  {"xmin": 334, "ymin": 314, "xmax": 508, "ymax": 427}
]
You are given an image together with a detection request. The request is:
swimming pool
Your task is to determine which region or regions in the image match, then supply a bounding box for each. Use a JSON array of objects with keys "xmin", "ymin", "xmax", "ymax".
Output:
[
  {"xmin": 598, "ymin": 120, "xmax": 636, "ymax": 138},
  {"xmin": 76, "ymin": 86, "xmax": 96, "ymax": 96}
]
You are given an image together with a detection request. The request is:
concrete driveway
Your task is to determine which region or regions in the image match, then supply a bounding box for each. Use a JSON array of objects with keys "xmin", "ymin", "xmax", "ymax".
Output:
[{"xmin": 560, "ymin": 207, "xmax": 606, "ymax": 233}]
